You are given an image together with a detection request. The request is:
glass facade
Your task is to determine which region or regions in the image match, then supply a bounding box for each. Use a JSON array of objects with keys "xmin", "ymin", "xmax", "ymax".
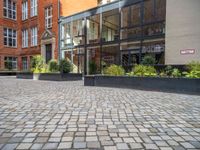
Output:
[{"xmin": 60, "ymin": 0, "xmax": 166, "ymax": 74}]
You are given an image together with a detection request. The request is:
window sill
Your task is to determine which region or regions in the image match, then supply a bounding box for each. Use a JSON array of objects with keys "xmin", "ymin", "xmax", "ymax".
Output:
[
  {"xmin": 4, "ymin": 46, "xmax": 17, "ymax": 49},
  {"xmin": 3, "ymin": 17, "xmax": 17, "ymax": 22}
]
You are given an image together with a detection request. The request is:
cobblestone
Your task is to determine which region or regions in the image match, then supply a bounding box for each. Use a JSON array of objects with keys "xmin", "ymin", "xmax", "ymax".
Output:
[{"xmin": 0, "ymin": 77, "xmax": 200, "ymax": 150}]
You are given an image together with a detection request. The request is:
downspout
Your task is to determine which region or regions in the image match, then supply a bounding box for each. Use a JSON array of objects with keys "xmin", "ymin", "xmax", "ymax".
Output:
[{"xmin": 58, "ymin": 0, "xmax": 61, "ymax": 64}]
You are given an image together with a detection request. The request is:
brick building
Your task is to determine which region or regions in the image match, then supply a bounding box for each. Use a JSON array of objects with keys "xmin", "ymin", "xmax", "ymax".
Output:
[{"xmin": 0, "ymin": 0, "xmax": 98, "ymax": 71}]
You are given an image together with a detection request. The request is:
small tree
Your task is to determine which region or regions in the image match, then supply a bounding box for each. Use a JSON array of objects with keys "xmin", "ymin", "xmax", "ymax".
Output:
[
  {"xmin": 141, "ymin": 55, "xmax": 156, "ymax": 65},
  {"xmin": 48, "ymin": 60, "xmax": 59, "ymax": 72},
  {"xmin": 59, "ymin": 59, "xmax": 73, "ymax": 73}
]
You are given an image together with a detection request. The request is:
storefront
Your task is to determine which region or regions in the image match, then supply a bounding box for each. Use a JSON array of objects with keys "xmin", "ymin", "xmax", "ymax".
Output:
[{"xmin": 60, "ymin": 0, "xmax": 166, "ymax": 74}]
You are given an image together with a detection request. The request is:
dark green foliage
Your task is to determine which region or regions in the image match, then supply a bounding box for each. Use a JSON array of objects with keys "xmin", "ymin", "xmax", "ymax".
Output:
[
  {"xmin": 141, "ymin": 55, "xmax": 156, "ymax": 65},
  {"xmin": 89, "ymin": 61, "xmax": 97, "ymax": 75},
  {"xmin": 48, "ymin": 60, "xmax": 59, "ymax": 72},
  {"xmin": 59, "ymin": 59, "xmax": 73, "ymax": 73}
]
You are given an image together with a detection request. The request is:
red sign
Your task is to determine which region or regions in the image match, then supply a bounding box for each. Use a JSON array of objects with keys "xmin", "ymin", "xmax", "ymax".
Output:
[{"xmin": 180, "ymin": 49, "xmax": 195, "ymax": 55}]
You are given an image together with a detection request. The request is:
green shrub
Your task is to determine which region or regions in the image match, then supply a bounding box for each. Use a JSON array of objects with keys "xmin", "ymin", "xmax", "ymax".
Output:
[
  {"xmin": 171, "ymin": 68, "xmax": 182, "ymax": 78},
  {"xmin": 33, "ymin": 64, "xmax": 48, "ymax": 73},
  {"xmin": 48, "ymin": 60, "xmax": 59, "ymax": 72},
  {"xmin": 31, "ymin": 55, "xmax": 47, "ymax": 73},
  {"xmin": 104, "ymin": 65, "xmax": 125, "ymax": 76},
  {"xmin": 141, "ymin": 55, "xmax": 156, "ymax": 65},
  {"xmin": 165, "ymin": 65, "xmax": 173, "ymax": 76},
  {"xmin": 31, "ymin": 55, "xmax": 44, "ymax": 71},
  {"xmin": 59, "ymin": 59, "xmax": 73, "ymax": 73},
  {"xmin": 129, "ymin": 65, "xmax": 157, "ymax": 77},
  {"xmin": 184, "ymin": 61, "xmax": 200, "ymax": 78},
  {"xmin": 89, "ymin": 61, "xmax": 97, "ymax": 75}
]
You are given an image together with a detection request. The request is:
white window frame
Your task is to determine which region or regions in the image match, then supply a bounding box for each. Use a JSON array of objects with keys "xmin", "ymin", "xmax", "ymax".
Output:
[
  {"xmin": 4, "ymin": 28, "xmax": 17, "ymax": 47},
  {"xmin": 45, "ymin": 6, "xmax": 53, "ymax": 28},
  {"xmin": 3, "ymin": 0, "xmax": 17, "ymax": 20},
  {"xmin": 31, "ymin": 27, "xmax": 38, "ymax": 46},
  {"xmin": 22, "ymin": 29, "xmax": 28, "ymax": 48},
  {"xmin": 22, "ymin": 1, "xmax": 28, "ymax": 20},
  {"xmin": 31, "ymin": 0, "xmax": 38, "ymax": 17}
]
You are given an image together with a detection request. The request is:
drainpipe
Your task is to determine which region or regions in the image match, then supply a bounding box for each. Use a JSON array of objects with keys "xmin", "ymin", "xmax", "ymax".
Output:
[{"xmin": 58, "ymin": 0, "xmax": 61, "ymax": 64}]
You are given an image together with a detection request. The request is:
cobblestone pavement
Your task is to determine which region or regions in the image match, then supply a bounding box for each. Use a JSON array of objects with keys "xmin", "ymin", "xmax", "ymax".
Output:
[{"xmin": 0, "ymin": 76, "xmax": 200, "ymax": 150}]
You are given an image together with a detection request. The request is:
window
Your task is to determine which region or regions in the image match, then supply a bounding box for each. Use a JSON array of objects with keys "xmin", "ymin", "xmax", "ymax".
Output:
[
  {"xmin": 22, "ymin": 1, "xmax": 28, "ymax": 20},
  {"xmin": 31, "ymin": 27, "xmax": 38, "ymax": 46},
  {"xmin": 45, "ymin": 6, "xmax": 53, "ymax": 28},
  {"xmin": 3, "ymin": 0, "xmax": 16, "ymax": 20},
  {"xmin": 22, "ymin": 57, "xmax": 28, "ymax": 70},
  {"xmin": 4, "ymin": 57, "xmax": 17, "ymax": 70},
  {"xmin": 22, "ymin": 29, "xmax": 28, "ymax": 48},
  {"xmin": 4, "ymin": 28, "xmax": 17, "ymax": 47},
  {"xmin": 31, "ymin": 0, "xmax": 38, "ymax": 17}
]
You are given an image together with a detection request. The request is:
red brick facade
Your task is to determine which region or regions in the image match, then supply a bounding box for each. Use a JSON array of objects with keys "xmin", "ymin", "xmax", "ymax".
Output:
[{"xmin": 0, "ymin": 0, "xmax": 98, "ymax": 71}]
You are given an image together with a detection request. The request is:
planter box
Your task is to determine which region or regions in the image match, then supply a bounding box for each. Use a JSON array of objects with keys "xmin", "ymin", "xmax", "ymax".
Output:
[
  {"xmin": 0, "ymin": 72, "xmax": 16, "ymax": 76},
  {"xmin": 17, "ymin": 72, "xmax": 82, "ymax": 81},
  {"xmin": 84, "ymin": 75, "xmax": 200, "ymax": 95},
  {"xmin": 17, "ymin": 72, "xmax": 33, "ymax": 79}
]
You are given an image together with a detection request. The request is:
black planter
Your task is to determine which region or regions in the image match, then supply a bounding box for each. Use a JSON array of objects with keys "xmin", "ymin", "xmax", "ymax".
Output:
[
  {"xmin": 16, "ymin": 72, "xmax": 33, "ymax": 79},
  {"xmin": 84, "ymin": 75, "xmax": 200, "ymax": 95},
  {"xmin": 0, "ymin": 72, "xmax": 16, "ymax": 76}
]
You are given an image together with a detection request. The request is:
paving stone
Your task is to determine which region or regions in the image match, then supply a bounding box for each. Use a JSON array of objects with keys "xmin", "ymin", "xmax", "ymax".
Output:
[
  {"xmin": 16, "ymin": 143, "xmax": 32, "ymax": 149},
  {"xmin": 144, "ymin": 143, "xmax": 159, "ymax": 149},
  {"xmin": 87, "ymin": 141, "xmax": 101, "ymax": 148},
  {"xmin": 116, "ymin": 143, "xmax": 129, "ymax": 150},
  {"xmin": 30, "ymin": 143, "xmax": 43, "ymax": 150},
  {"xmin": 58, "ymin": 142, "xmax": 72, "ymax": 149},
  {"xmin": 104, "ymin": 146, "xmax": 117, "ymax": 150},
  {"xmin": 73, "ymin": 142, "xmax": 86, "ymax": 149},
  {"xmin": 2, "ymin": 144, "xmax": 18, "ymax": 150},
  {"xmin": 42, "ymin": 143, "xmax": 58, "ymax": 149},
  {"xmin": 129, "ymin": 143, "xmax": 143, "ymax": 149}
]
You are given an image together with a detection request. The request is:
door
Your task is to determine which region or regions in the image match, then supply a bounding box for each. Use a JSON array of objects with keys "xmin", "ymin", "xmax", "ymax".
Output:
[{"xmin": 46, "ymin": 44, "xmax": 52, "ymax": 63}]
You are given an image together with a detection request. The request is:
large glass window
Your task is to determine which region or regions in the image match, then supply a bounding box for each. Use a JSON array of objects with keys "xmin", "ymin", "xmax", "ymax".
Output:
[
  {"xmin": 120, "ymin": 41, "xmax": 141, "ymax": 68},
  {"xmin": 4, "ymin": 57, "xmax": 17, "ymax": 70},
  {"xmin": 45, "ymin": 6, "xmax": 53, "ymax": 28},
  {"xmin": 121, "ymin": 3, "xmax": 142, "ymax": 40},
  {"xmin": 31, "ymin": 0, "xmax": 38, "ymax": 17},
  {"xmin": 22, "ymin": 57, "xmax": 28, "ymax": 70},
  {"xmin": 3, "ymin": 0, "xmax": 16, "ymax": 20},
  {"xmin": 102, "ymin": 9, "xmax": 119, "ymax": 42},
  {"xmin": 22, "ymin": 29, "xmax": 28, "ymax": 48},
  {"xmin": 22, "ymin": 1, "xmax": 28, "ymax": 20},
  {"xmin": 87, "ymin": 46, "xmax": 101, "ymax": 74},
  {"xmin": 87, "ymin": 14, "xmax": 100, "ymax": 44},
  {"xmin": 102, "ymin": 44, "xmax": 119, "ymax": 69},
  {"xmin": 4, "ymin": 28, "xmax": 17, "ymax": 47},
  {"xmin": 72, "ymin": 19, "xmax": 85, "ymax": 46},
  {"xmin": 31, "ymin": 27, "xmax": 38, "ymax": 46},
  {"xmin": 61, "ymin": 22, "xmax": 73, "ymax": 48},
  {"xmin": 142, "ymin": 39, "xmax": 165, "ymax": 64}
]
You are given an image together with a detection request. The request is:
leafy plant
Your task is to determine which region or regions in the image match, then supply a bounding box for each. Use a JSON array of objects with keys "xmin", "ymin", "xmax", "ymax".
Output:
[
  {"xmin": 5, "ymin": 61, "xmax": 13, "ymax": 70},
  {"xmin": 48, "ymin": 60, "xmax": 59, "ymax": 72},
  {"xmin": 59, "ymin": 59, "xmax": 73, "ymax": 73},
  {"xmin": 104, "ymin": 65, "xmax": 125, "ymax": 76},
  {"xmin": 165, "ymin": 65, "xmax": 173, "ymax": 76},
  {"xmin": 171, "ymin": 68, "xmax": 182, "ymax": 78},
  {"xmin": 30, "ymin": 55, "xmax": 44, "ymax": 71},
  {"xmin": 129, "ymin": 65, "xmax": 157, "ymax": 77},
  {"xmin": 183, "ymin": 61, "xmax": 200, "ymax": 78},
  {"xmin": 31, "ymin": 55, "xmax": 47, "ymax": 73},
  {"xmin": 141, "ymin": 55, "xmax": 156, "ymax": 65},
  {"xmin": 33, "ymin": 64, "xmax": 48, "ymax": 73},
  {"xmin": 89, "ymin": 61, "xmax": 97, "ymax": 75}
]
